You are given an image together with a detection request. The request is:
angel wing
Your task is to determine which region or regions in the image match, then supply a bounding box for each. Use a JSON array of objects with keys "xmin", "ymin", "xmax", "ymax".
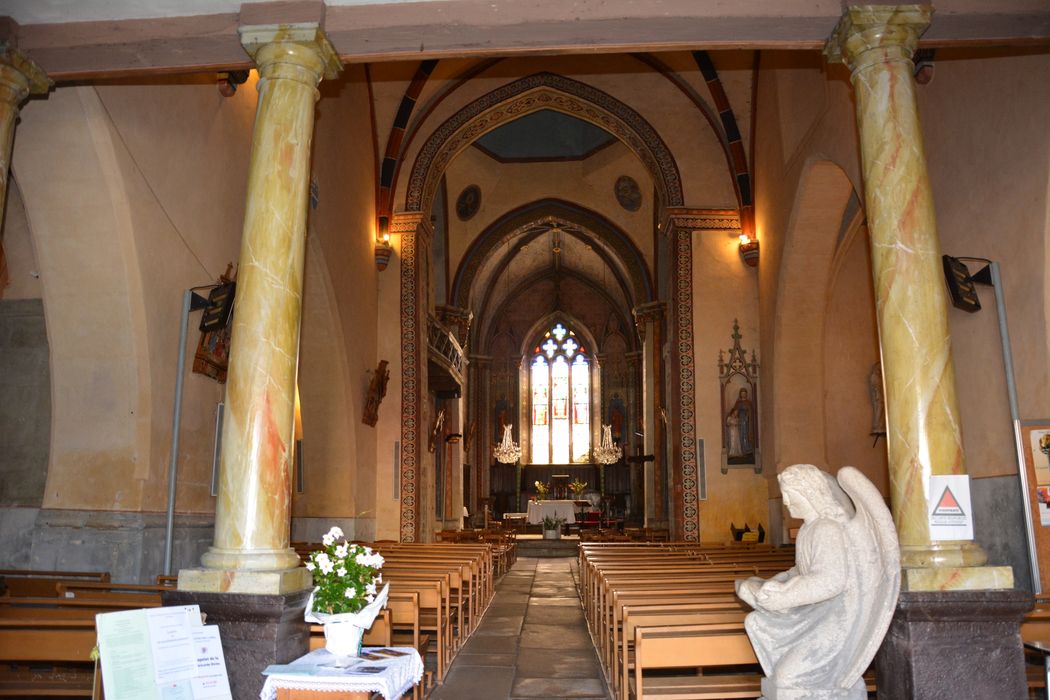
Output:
[{"xmin": 837, "ymin": 465, "xmax": 901, "ymax": 686}]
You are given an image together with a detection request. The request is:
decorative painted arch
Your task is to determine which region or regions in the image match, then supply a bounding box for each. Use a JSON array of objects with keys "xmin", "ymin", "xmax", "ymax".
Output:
[
  {"xmin": 404, "ymin": 72, "xmax": 684, "ymax": 214},
  {"xmin": 450, "ymin": 198, "xmax": 654, "ymax": 312}
]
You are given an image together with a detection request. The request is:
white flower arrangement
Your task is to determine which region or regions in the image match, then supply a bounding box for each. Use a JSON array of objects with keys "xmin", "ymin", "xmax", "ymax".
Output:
[{"xmin": 304, "ymin": 526, "xmax": 386, "ymax": 615}]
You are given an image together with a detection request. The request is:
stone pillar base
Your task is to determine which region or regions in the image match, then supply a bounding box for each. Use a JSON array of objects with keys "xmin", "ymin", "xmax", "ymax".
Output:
[
  {"xmin": 875, "ymin": 589, "xmax": 1032, "ymax": 699},
  {"xmin": 162, "ymin": 588, "xmax": 311, "ymax": 699},
  {"xmin": 902, "ymin": 564, "xmax": 1013, "ymax": 592}
]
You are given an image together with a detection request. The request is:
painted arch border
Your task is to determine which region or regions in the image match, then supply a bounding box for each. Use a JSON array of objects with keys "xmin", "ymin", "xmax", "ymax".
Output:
[{"xmin": 404, "ymin": 72, "xmax": 684, "ymax": 214}]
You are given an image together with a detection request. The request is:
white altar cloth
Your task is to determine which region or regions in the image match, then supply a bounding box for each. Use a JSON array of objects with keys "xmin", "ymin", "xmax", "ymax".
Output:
[
  {"xmin": 260, "ymin": 646, "xmax": 423, "ymax": 700},
  {"xmin": 526, "ymin": 500, "xmax": 577, "ymax": 525}
]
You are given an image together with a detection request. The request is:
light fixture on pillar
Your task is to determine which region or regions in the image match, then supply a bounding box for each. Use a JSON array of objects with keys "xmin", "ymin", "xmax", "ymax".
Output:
[
  {"xmin": 375, "ymin": 217, "xmax": 392, "ymax": 271},
  {"xmin": 593, "ymin": 424, "xmax": 622, "ymax": 465},
  {"xmin": 493, "ymin": 424, "xmax": 522, "ymax": 464},
  {"xmin": 738, "ymin": 233, "xmax": 760, "ymax": 267}
]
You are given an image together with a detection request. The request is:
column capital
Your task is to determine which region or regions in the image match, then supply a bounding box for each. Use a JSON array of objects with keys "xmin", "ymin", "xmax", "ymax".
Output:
[
  {"xmin": 0, "ymin": 45, "xmax": 51, "ymax": 103},
  {"xmin": 239, "ymin": 24, "xmax": 341, "ymax": 83},
  {"xmin": 825, "ymin": 5, "xmax": 932, "ymax": 75}
]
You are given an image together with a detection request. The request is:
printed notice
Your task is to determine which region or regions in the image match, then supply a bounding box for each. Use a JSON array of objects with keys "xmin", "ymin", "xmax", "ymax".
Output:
[
  {"xmin": 146, "ymin": 607, "xmax": 198, "ymax": 685},
  {"xmin": 189, "ymin": 626, "xmax": 233, "ymax": 699},
  {"xmin": 928, "ymin": 474, "xmax": 974, "ymax": 541},
  {"xmin": 96, "ymin": 609, "xmax": 160, "ymax": 700}
]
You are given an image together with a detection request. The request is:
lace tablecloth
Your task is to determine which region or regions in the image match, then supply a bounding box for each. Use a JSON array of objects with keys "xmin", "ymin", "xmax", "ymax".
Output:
[{"xmin": 260, "ymin": 647, "xmax": 423, "ymax": 700}]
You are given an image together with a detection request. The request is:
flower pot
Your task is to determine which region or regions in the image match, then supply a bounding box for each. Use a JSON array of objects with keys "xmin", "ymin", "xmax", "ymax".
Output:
[
  {"xmin": 543, "ymin": 529, "xmax": 561, "ymax": 540},
  {"xmin": 324, "ymin": 620, "xmax": 364, "ymax": 657}
]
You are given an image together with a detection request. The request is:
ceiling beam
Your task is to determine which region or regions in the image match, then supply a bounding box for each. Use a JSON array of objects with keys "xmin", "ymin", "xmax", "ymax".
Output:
[{"xmin": 7, "ymin": 0, "xmax": 1050, "ymax": 81}]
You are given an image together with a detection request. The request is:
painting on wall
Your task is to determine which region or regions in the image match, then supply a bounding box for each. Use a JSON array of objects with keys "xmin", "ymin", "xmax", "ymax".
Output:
[
  {"xmin": 719, "ymin": 319, "xmax": 759, "ymax": 473},
  {"xmin": 1022, "ymin": 421, "xmax": 1050, "ymax": 526}
]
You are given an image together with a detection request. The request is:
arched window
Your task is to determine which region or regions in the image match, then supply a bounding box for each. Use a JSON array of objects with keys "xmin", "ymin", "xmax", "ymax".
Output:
[{"xmin": 530, "ymin": 322, "xmax": 590, "ymax": 464}]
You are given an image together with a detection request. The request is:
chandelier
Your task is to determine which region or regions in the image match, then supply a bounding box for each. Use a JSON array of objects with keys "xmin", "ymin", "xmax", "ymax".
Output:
[
  {"xmin": 493, "ymin": 424, "xmax": 522, "ymax": 464},
  {"xmin": 592, "ymin": 424, "xmax": 622, "ymax": 465}
]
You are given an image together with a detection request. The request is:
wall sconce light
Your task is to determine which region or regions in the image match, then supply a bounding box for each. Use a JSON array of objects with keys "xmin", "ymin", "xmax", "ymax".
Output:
[
  {"xmin": 375, "ymin": 217, "xmax": 392, "ymax": 271},
  {"xmin": 738, "ymin": 234, "xmax": 760, "ymax": 267}
]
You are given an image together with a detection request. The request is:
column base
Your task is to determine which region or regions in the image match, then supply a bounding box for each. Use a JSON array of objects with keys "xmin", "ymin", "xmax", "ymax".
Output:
[
  {"xmin": 875, "ymin": 589, "xmax": 1032, "ymax": 699},
  {"xmin": 902, "ymin": 565, "xmax": 1013, "ymax": 592},
  {"xmin": 162, "ymin": 588, "xmax": 311, "ymax": 699},
  {"xmin": 177, "ymin": 565, "xmax": 312, "ymax": 595}
]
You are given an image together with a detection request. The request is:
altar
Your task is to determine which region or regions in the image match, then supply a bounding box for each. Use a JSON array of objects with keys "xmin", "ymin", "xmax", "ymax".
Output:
[{"xmin": 526, "ymin": 499, "xmax": 577, "ymax": 525}]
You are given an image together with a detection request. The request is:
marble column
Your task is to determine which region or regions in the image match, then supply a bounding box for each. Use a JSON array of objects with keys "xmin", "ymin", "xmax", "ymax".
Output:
[
  {"xmin": 633, "ymin": 301, "xmax": 668, "ymax": 531},
  {"xmin": 826, "ymin": 5, "xmax": 1009, "ymax": 592},
  {"xmin": 0, "ymin": 47, "xmax": 49, "ymax": 236},
  {"xmin": 181, "ymin": 26, "xmax": 341, "ymax": 594}
]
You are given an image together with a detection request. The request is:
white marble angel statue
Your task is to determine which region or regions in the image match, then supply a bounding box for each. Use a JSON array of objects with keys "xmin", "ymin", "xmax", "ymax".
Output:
[{"xmin": 735, "ymin": 464, "xmax": 900, "ymax": 700}]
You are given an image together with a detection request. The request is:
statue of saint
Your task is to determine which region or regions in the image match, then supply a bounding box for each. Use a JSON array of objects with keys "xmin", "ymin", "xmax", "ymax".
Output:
[
  {"xmin": 735, "ymin": 464, "xmax": 899, "ymax": 699},
  {"xmin": 726, "ymin": 387, "xmax": 754, "ymax": 459}
]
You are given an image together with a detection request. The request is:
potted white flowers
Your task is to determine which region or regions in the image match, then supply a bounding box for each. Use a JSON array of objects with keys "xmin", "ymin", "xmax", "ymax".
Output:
[
  {"xmin": 303, "ymin": 526, "xmax": 389, "ymax": 657},
  {"xmin": 542, "ymin": 515, "xmax": 565, "ymax": 540}
]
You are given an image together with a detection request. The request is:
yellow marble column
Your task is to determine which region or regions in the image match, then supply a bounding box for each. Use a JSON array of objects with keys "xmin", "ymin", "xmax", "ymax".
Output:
[
  {"xmin": 181, "ymin": 26, "xmax": 340, "ymax": 594},
  {"xmin": 826, "ymin": 6, "xmax": 1010, "ymax": 591},
  {"xmin": 0, "ymin": 47, "xmax": 49, "ymax": 230}
]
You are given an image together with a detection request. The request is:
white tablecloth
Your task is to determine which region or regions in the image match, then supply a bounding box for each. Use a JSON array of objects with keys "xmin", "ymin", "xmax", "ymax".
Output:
[
  {"xmin": 260, "ymin": 646, "xmax": 423, "ymax": 700},
  {"xmin": 526, "ymin": 500, "xmax": 577, "ymax": 525}
]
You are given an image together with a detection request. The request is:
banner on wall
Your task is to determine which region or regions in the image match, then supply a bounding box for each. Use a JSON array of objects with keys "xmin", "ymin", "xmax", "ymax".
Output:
[{"xmin": 928, "ymin": 475, "xmax": 974, "ymax": 541}]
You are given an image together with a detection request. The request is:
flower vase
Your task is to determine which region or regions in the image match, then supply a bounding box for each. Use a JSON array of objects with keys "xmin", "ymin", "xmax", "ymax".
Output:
[
  {"xmin": 324, "ymin": 620, "xmax": 364, "ymax": 657},
  {"xmin": 543, "ymin": 528, "xmax": 561, "ymax": 540}
]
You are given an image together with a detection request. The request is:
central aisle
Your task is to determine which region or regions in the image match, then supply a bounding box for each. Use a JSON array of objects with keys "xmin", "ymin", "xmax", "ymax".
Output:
[{"xmin": 431, "ymin": 557, "xmax": 610, "ymax": 699}]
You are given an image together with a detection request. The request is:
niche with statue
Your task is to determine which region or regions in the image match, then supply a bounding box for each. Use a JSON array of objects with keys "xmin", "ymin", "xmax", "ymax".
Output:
[{"xmin": 719, "ymin": 319, "xmax": 760, "ymax": 473}]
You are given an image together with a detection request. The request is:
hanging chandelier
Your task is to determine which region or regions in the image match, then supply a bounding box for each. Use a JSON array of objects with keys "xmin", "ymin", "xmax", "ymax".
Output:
[
  {"xmin": 493, "ymin": 424, "xmax": 522, "ymax": 464},
  {"xmin": 593, "ymin": 424, "xmax": 622, "ymax": 465}
]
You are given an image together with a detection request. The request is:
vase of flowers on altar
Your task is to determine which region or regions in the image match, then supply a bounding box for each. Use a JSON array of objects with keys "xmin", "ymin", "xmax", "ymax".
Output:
[
  {"xmin": 542, "ymin": 515, "xmax": 566, "ymax": 540},
  {"xmin": 569, "ymin": 479, "xmax": 588, "ymax": 499},
  {"xmin": 304, "ymin": 526, "xmax": 389, "ymax": 657},
  {"xmin": 534, "ymin": 481, "xmax": 550, "ymax": 501}
]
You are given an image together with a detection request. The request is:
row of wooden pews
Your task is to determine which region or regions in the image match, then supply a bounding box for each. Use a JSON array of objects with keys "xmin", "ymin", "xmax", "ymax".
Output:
[
  {"xmin": 293, "ymin": 536, "xmax": 514, "ymax": 691},
  {"xmin": 579, "ymin": 542, "xmax": 799, "ymax": 700},
  {"xmin": 0, "ymin": 569, "xmax": 172, "ymax": 696}
]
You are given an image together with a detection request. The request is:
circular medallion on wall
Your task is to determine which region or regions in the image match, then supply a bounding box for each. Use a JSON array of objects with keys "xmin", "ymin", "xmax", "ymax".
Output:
[
  {"xmin": 456, "ymin": 184, "xmax": 482, "ymax": 221},
  {"xmin": 614, "ymin": 175, "xmax": 642, "ymax": 211}
]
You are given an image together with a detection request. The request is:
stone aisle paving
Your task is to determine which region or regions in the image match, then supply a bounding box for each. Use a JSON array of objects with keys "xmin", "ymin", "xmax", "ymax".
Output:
[{"xmin": 430, "ymin": 557, "xmax": 610, "ymax": 699}]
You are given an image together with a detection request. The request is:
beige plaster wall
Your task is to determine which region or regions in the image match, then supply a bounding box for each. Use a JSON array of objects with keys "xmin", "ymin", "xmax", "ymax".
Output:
[
  {"xmin": 754, "ymin": 47, "xmax": 1050, "ymax": 493},
  {"xmin": 300, "ymin": 66, "xmax": 381, "ymax": 539},
  {"xmin": 1, "ymin": 181, "xmax": 42, "ymax": 300},
  {"xmin": 13, "ymin": 80, "xmax": 253, "ymax": 512},
  {"xmin": 443, "ymin": 141, "xmax": 654, "ymax": 290},
  {"xmin": 918, "ymin": 49, "xmax": 1050, "ymax": 477},
  {"xmin": 691, "ymin": 229, "xmax": 766, "ymax": 540},
  {"xmin": 824, "ymin": 225, "xmax": 886, "ymax": 494}
]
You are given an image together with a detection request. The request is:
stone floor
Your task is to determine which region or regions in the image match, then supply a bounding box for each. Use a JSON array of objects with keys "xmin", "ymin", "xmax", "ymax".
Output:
[{"xmin": 430, "ymin": 557, "xmax": 610, "ymax": 699}]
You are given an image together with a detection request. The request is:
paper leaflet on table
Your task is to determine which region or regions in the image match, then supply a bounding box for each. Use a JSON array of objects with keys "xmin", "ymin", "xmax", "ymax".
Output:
[{"xmin": 96, "ymin": 605, "xmax": 231, "ymax": 700}]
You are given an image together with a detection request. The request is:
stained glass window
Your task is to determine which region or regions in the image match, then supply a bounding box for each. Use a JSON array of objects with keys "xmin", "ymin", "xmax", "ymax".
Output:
[{"xmin": 530, "ymin": 323, "xmax": 591, "ymax": 464}]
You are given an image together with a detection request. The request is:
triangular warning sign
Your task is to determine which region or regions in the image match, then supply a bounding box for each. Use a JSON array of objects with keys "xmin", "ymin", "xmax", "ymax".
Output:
[{"xmin": 933, "ymin": 486, "xmax": 966, "ymax": 517}]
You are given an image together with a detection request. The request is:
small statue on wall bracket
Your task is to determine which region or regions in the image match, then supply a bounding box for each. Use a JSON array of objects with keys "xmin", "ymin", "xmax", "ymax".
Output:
[
  {"xmin": 361, "ymin": 360, "xmax": 390, "ymax": 427},
  {"xmin": 719, "ymin": 319, "xmax": 760, "ymax": 474}
]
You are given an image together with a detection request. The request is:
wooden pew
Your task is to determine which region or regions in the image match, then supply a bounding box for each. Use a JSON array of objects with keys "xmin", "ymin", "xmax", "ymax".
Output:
[
  {"xmin": 0, "ymin": 617, "xmax": 99, "ymax": 697},
  {"xmin": 0, "ymin": 569, "xmax": 110, "ymax": 598},
  {"xmin": 631, "ymin": 623, "xmax": 760, "ymax": 699}
]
